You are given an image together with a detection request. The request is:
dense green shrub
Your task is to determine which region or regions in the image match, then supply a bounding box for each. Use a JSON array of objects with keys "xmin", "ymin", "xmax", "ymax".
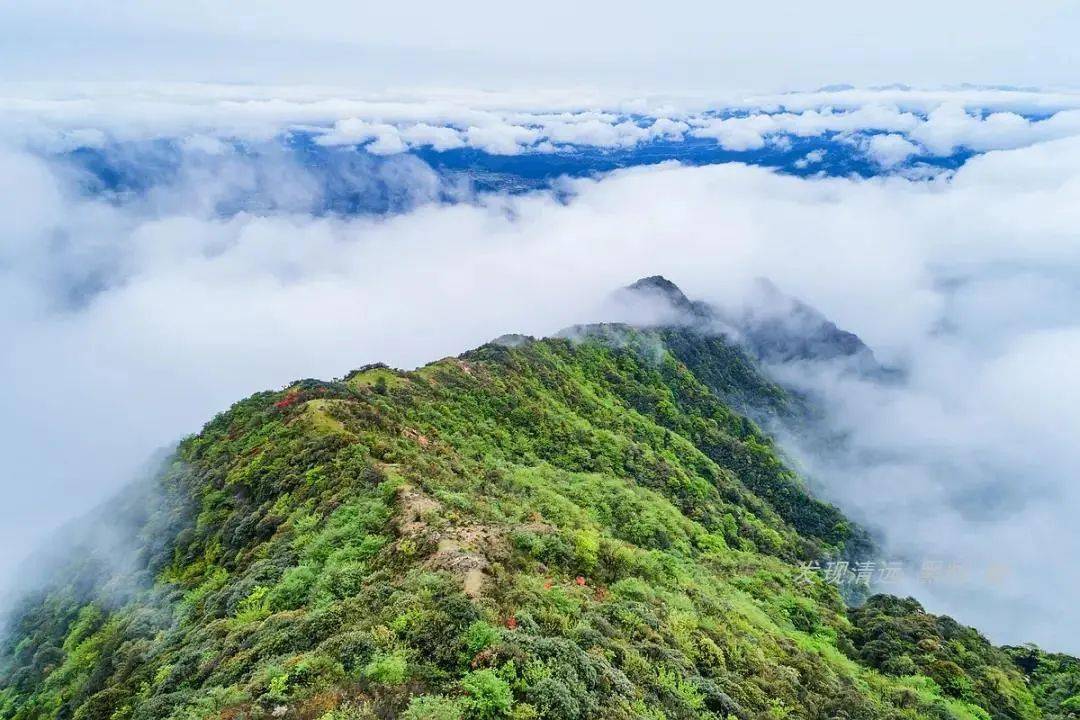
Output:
[
  {"xmin": 363, "ymin": 652, "xmax": 410, "ymax": 686},
  {"xmin": 402, "ymin": 694, "xmax": 464, "ymax": 720},
  {"xmin": 461, "ymin": 670, "xmax": 513, "ymax": 719}
]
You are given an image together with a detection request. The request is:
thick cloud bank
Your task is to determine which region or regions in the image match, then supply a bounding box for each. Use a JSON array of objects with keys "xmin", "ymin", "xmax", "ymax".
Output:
[
  {"xmin": 3, "ymin": 87, "xmax": 1080, "ymax": 651},
  {"xmin": 9, "ymin": 84, "xmax": 1080, "ymax": 174}
]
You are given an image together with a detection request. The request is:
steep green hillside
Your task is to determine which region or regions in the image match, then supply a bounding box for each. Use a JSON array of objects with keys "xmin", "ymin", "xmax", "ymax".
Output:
[
  {"xmin": 1004, "ymin": 647, "xmax": 1080, "ymax": 719},
  {"xmin": 0, "ymin": 322, "xmax": 1060, "ymax": 720}
]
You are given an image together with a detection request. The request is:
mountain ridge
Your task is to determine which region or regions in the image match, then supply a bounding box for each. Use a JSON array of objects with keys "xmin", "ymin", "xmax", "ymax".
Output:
[{"xmin": 0, "ymin": 279, "xmax": 1075, "ymax": 720}]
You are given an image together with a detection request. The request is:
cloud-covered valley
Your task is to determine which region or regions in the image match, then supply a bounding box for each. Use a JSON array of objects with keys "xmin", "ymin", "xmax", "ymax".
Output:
[
  {"xmin": 11, "ymin": 83, "xmax": 1080, "ymax": 172},
  {"xmin": 3, "ymin": 85, "xmax": 1080, "ymax": 652}
]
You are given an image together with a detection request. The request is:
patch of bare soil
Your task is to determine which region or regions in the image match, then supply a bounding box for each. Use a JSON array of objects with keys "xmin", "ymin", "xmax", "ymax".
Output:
[{"xmin": 392, "ymin": 485, "xmax": 524, "ymax": 598}]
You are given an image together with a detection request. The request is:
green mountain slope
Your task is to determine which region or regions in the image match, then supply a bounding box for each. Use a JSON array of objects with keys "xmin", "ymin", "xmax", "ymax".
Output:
[{"xmin": 0, "ymin": 312, "xmax": 1070, "ymax": 719}]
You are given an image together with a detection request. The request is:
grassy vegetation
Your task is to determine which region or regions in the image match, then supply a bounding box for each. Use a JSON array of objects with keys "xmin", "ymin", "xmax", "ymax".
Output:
[{"xmin": 0, "ymin": 326, "xmax": 1064, "ymax": 719}]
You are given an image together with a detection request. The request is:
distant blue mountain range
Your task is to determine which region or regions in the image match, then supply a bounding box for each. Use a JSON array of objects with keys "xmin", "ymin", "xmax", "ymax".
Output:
[{"xmin": 60, "ymin": 126, "xmax": 976, "ymax": 217}]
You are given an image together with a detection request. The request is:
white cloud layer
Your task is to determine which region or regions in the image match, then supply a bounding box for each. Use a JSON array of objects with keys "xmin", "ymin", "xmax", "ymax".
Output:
[
  {"xmin": 4, "ymin": 88, "xmax": 1080, "ymax": 654},
  {"xmin": 8, "ymin": 84, "xmax": 1080, "ymax": 166},
  {"xmin": 865, "ymin": 133, "xmax": 920, "ymax": 167}
]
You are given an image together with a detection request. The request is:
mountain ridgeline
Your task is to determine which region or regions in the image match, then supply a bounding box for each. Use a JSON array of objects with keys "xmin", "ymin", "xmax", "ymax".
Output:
[{"xmin": 1, "ymin": 279, "xmax": 1076, "ymax": 720}]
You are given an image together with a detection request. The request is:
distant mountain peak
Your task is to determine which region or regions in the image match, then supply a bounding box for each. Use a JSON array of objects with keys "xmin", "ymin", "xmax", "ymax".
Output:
[
  {"xmin": 624, "ymin": 275, "xmax": 694, "ymax": 310},
  {"xmin": 613, "ymin": 274, "xmax": 889, "ymax": 376},
  {"xmin": 615, "ymin": 275, "xmax": 714, "ymax": 325}
]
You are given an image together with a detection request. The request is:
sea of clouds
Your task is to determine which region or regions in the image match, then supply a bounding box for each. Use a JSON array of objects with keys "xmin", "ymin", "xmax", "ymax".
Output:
[
  {"xmin": 3, "ymin": 83, "xmax": 1080, "ymax": 650},
  {"xmin": 9, "ymin": 83, "xmax": 1080, "ymax": 161}
]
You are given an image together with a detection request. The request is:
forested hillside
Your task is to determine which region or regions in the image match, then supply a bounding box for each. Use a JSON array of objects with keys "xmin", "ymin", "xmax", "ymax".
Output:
[{"xmin": 1, "ymin": 298, "xmax": 1072, "ymax": 719}]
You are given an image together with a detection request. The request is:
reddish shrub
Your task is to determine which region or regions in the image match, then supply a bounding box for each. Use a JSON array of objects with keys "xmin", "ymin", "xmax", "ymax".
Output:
[{"xmin": 275, "ymin": 393, "xmax": 301, "ymax": 409}]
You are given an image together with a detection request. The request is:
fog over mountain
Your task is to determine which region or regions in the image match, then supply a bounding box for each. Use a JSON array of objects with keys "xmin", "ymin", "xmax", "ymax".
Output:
[{"xmin": 3, "ymin": 84, "xmax": 1080, "ymax": 657}]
